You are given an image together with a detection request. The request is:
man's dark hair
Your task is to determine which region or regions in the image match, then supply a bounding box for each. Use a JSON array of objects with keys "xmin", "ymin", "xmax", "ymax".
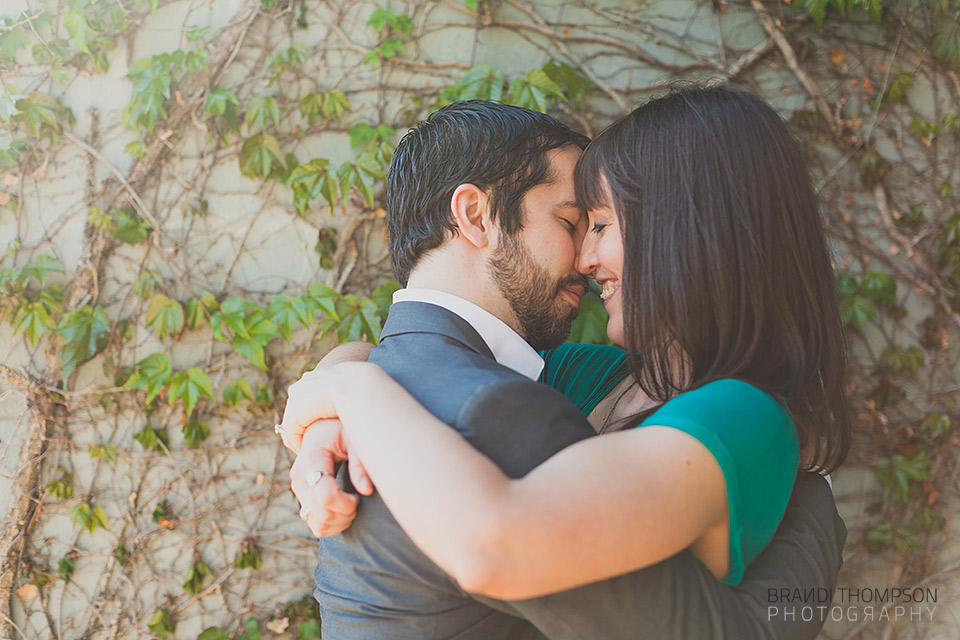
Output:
[
  {"xmin": 575, "ymin": 83, "xmax": 851, "ymax": 473},
  {"xmin": 386, "ymin": 100, "xmax": 590, "ymax": 286}
]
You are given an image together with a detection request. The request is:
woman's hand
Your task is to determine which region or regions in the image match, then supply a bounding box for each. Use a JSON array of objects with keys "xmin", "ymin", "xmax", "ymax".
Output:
[
  {"xmin": 290, "ymin": 418, "xmax": 373, "ymax": 537},
  {"xmin": 276, "ymin": 360, "xmax": 382, "ymax": 454}
]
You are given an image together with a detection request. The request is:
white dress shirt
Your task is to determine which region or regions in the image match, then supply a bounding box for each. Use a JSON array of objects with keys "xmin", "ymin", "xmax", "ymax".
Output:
[{"xmin": 392, "ymin": 288, "xmax": 544, "ymax": 380}]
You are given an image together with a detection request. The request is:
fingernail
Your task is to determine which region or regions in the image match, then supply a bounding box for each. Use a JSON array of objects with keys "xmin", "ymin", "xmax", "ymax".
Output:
[
  {"xmin": 299, "ymin": 505, "xmax": 310, "ymax": 520},
  {"xmin": 274, "ymin": 424, "xmax": 285, "ymax": 435},
  {"xmin": 307, "ymin": 470, "xmax": 325, "ymax": 487}
]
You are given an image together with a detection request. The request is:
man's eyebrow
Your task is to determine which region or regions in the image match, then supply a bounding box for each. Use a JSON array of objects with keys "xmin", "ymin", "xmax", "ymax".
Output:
[{"xmin": 552, "ymin": 200, "xmax": 582, "ymax": 212}]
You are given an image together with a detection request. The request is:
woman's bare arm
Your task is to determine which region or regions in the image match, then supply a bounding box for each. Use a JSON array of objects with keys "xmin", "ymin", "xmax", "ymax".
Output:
[{"xmin": 279, "ymin": 362, "xmax": 729, "ymax": 600}]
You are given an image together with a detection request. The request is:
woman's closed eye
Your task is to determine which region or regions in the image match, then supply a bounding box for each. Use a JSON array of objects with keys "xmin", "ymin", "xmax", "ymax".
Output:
[{"xmin": 591, "ymin": 223, "xmax": 608, "ymax": 234}]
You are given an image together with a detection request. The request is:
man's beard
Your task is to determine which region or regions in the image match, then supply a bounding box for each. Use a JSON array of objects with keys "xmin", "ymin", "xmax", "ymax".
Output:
[{"xmin": 489, "ymin": 232, "xmax": 587, "ymax": 351}]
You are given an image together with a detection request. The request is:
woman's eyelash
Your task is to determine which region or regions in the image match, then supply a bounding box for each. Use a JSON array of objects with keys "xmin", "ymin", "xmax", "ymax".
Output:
[{"xmin": 591, "ymin": 223, "xmax": 607, "ymax": 233}]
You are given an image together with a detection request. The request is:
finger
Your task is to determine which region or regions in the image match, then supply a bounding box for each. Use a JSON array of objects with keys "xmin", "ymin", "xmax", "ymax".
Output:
[
  {"xmin": 321, "ymin": 484, "xmax": 360, "ymax": 516},
  {"xmin": 348, "ymin": 452, "xmax": 374, "ymax": 496},
  {"xmin": 310, "ymin": 511, "xmax": 356, "ymax": 538},
  {"xmin": 346, "ymin": 439, "xmax": 374, "ymax": 495}
]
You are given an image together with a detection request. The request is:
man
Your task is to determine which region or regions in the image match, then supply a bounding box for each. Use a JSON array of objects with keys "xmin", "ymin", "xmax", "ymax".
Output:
[{"xmin": 281, "ymin": 100, "xmax": 845, "ymax": 639}]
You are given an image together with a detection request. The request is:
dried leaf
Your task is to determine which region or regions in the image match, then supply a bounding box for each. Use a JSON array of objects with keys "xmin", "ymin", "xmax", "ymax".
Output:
[
  {"xmin": 266, "ymin": 618, "xmax": 289, "ymax": 634},
  {"xmin": 16, "ymin": 584, "xmax": 40, "ymax": 602}
]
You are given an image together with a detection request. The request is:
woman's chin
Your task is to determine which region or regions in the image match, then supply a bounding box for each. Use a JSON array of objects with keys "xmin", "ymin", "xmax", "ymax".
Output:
[{"xmin": 605, "ymin": 321, "xmax": 624, "ymax": 346}]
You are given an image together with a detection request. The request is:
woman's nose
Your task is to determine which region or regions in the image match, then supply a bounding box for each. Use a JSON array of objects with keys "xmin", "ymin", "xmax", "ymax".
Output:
[{"xmin": 577, "ymin": 233, "xmax": 597, "ymax": 277}]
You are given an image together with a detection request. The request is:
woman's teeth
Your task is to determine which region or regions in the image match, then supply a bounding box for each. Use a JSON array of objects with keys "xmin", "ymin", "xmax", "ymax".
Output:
[{"xmin": 600, "ymin": 282, "xmax": 619, "ymax": 301}]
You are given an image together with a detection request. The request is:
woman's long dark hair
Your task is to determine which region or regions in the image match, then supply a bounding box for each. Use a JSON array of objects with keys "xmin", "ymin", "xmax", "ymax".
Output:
[{"xmin": 575, "ymin": 84, "xmax": 850, "ymax": 472}]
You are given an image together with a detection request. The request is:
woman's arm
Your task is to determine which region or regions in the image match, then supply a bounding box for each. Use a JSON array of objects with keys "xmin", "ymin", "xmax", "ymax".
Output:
[{"xmin": 281, "ymin": 362, "xmax": 729, "ymax": 600}]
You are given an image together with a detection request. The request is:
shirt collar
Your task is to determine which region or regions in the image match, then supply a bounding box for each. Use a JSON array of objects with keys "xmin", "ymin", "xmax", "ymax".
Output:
[{"xmin": 392, "ymin": 287, "xmax": 544, "ymax": 380}]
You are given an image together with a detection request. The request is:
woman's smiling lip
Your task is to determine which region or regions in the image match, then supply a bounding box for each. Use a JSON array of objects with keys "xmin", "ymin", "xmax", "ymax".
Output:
[{"xmin": 598, "ymin": 279, "xmax": 620, "ymax": 305}]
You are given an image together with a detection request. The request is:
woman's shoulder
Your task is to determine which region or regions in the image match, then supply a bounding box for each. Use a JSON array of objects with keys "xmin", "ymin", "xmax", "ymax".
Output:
[
  {"xmin": 641, "ymin": 378, "xmax": 798, "ymax": 453},
  {"xmin": 658, "ymin": 379, "xmax": 790, "ymax": 420}
]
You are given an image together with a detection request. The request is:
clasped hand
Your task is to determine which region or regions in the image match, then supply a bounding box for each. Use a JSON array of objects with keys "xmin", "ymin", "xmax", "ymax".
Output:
[{"xmin": 278, "ymin": 362, "xmax": 377, "ymax": 538}]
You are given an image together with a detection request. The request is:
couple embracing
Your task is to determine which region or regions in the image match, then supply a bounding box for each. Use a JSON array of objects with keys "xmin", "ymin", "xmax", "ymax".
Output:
[{"xmin": 276, "ymin": 84, "xmax": 850, "ymax": 639}]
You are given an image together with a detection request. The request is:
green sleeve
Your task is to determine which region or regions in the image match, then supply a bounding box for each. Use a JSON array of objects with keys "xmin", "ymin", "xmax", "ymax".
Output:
[
  {"xmin": 638, "ymin": 379, "xmax": 800, "ymax": 585},
  {"xmin": 538, "ymin": 343, "xmax": 629, "ymax": 416}
]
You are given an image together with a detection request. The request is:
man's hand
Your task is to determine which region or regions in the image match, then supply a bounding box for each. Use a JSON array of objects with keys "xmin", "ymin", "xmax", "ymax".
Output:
[{"xmin": 290, "ymin": 418, "xmax": 373, "ymax": 538}]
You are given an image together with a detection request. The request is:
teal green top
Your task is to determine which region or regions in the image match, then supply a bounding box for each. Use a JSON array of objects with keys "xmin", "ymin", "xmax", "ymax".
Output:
[{"xmin": 540, "ymin": 343, "xmax": 800, "ymax": 585}]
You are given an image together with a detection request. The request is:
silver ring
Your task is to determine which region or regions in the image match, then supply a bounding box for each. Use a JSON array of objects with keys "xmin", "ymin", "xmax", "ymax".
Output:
[
  {"xmin": 307, "ymin": 470, "xmax": 325, "ymax": 487},
  {"xmin": 274, "ymin": 424, "xmax": 285, "ymax": 435},
  {"xmin": 299, "ymin": 505, "xmax": 310, "ymax": 520}
]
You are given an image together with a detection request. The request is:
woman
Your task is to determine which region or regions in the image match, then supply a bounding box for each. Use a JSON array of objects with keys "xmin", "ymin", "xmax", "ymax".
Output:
[{"xmin": 280, "ymin": 85, "xmax": 850, "ymax": 599}]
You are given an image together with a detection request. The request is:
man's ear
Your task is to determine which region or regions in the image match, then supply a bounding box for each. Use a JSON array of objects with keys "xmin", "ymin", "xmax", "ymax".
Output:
[{"xmin": 450, "ymin": 183, "xmax": 493, "ymax": 249}]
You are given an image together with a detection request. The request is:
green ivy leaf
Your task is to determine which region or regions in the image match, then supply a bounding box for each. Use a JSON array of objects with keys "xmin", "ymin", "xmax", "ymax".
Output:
[
  {"xmin": 44, "ymin": 469, "xmax": 74, "ymax": 501},
  {"xmin": 299, "ymin": 93, "xmax": 324, "ymax": 125},
  {"xmin": 184, "ymin": 292, "xmax": 218, "ymax": 330},
  {"xmin": 299, "ymin": 619, "xmax": 321, "ymax": 640},
  {"xmin": 245, "ymin": 96, "xmax": 280, "ymax": 132},
  {"xmin": 371, "ymin": 281, "xmax": 401, "ymax": 318},
  {"xmin": 182, "ymin": 560, "xmax": 213, "ymax": 595},
  {"xmin": 109, "ymin": 208, "xmax": 152, "ymax": 244},
  {"xmin": 0, "ymin": 19, "xmax": 30, "ymax": 63},
  {"xmin": 922, "ymin": 412, "xmax": 953, "ymax": 439},
  {"xmin": 205, "ymin": 88, "xmax": 239, "ymax": 118},
  {"xmin": 507, "ymin": 69, "xmax": 565, "ymax": 113},
  {"xmin": 211, "ymin": 297, "xmax": 257, "ymax": 341},
  {"xmin": 234, "ymin": 538, "xmax": 261, "ymax": 570},
  {"xmin": 63, "ymin": 8, "xmax": 92, "ymax": 55},
  {"xmin": 114, "ymin": 544, "xmax": 131, "ymax": 566},
  {"xmin": 20, "ymin": 254, "xmax": 63, "ymax": 286},
  {"xmin": 58, "ymin": 557, "xmax": 75, "ymax": 583},
  {"xmin": 198, "ymin": 627, "xmax": 229, "ymax": 640},
  {"xmin": 239, "ymin": 134, "xmax": 284, "ymax": 179},
  {"xmin": 123, "ymin": 56, "xmax": 171, "ymax": 135},
  {"xmin": 367, "ymin": 9, "xmax": 412, "ymax": 37},
  {"xmin": 840, "ymin": 295, "xmax": 877, "ymax": 332},
  {"xmin": 289, "ymin": 158, "xmax": 337, "ymax": 214},
  {"xmin": 322, "ymin": 90, "xmax": 350, "ymax": 120},
  {"xmin": 169, "ymin": 367, "xmax": 215, "ymax": 417},
  {"xmin": 865, "ymin": 520, "xmax": 891, "ymax": 553},
  {"xmin": 236, "ymin": 618, "xmax": 262, "ymax": 640},
  {"xmin": 870, "ymin": 72, "xmax": 914, "ymax": 111},
  {"xmin": 337, "ymin": 150, "xmax": 387, "ymax": 207},
  {"xmin": 231, "ymin": 310, "xmax": 277, "ymax": 369},
  {"xmin": 145, "ymin": 294, "xmax": 184, "ymax": 340},
  {"xmin": 147, "ymin": 608, "xmax": 175, "ymax": 638},
  {"xmin": 55, "ymin": 305, "xmax": 111, "ymax": 379},
  {"xmin": 269, "ymin": 294, "xmax": 314, "ymax": 341},
  {"xmin": 222, "ymin": 378, "xmax": 255, "ymax": 408},
  {"xmin": 881, "ymin": 345, "xmax": 925, "ymax": 375},
  {"xmin": 933, "ymin": 17, "xmax": 960, "ymax": 68},
  {"xmin": 13, "ymin": 92, "xmax": 66, "ymax": 141},
  {"xmin": 70, "ymin": 503, "xmax": 108, "ymax": 534},
  {"xmin": 124, "ymin": 353, "xmax": 172, "ymax": 404},
  {"xmin": 147, "ymin": 293, "xmax": 183, "ymax": 340},
  {"xmin": 151, "ymin": 499, "xmax": 175, "ymax": 526},
  {"xmin": 254, "ymin": 384, "xmax": 275, "ymax": 413},
  {"xmin": 182, "ymin": 420, "xmax": 210, "ymax": 448},
  {"xmin": 89, "ymin": 443, "xmax": 118, "ymax": 462},
  {"xmin": 13, "ymin": 301, "xmax": 56, "ymax": 345},
  {"xmin": 348, "ymin": 123, "xmax": 394, "ymax": 149},
  {"xmin": 457, "ymin": 64, "xmax": 505, "ymax": 102},
  {"xmin": 133, "ymin": 270, "xmax": 163, "ymax": 298},
  {"xmin": 543, "ymin": 60, "xmax": 590, "ymax": 107},
  {"xmin": 861, "ymin": 270, "xmax": 896, "ymax": 308},
  {"xmin": 134, "ymin": 425, "xmax": 168, "ymax": 452}
]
